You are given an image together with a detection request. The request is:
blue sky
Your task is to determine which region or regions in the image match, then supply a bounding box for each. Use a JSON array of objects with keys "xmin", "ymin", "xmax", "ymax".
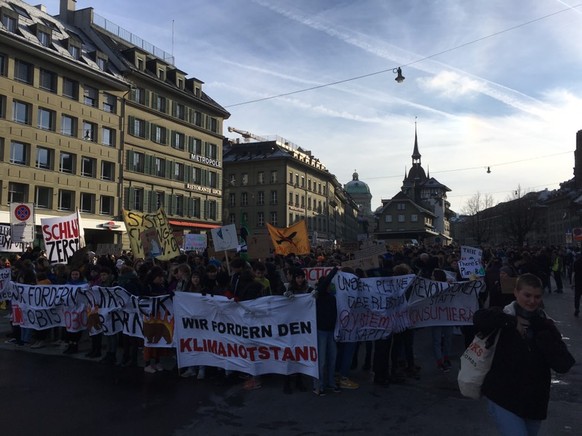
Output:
[{"xmin": 44, "ymin": 0, "xmax": 582, "ymax": 212}]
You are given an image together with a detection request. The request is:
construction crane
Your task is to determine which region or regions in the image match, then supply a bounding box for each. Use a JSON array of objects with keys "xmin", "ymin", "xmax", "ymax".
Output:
[{"xmin": 227, "ymin": 126, "xmax": 268, "ymax": 142}]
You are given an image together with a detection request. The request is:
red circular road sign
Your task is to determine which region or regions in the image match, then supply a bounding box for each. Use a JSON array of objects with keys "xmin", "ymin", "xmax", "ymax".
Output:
[{"xmin": 14, "ymin": 204, "xmax": 31, "ymax": 222}]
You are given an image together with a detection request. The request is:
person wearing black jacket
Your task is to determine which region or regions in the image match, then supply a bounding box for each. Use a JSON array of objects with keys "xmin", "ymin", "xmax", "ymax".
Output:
[
  {"xmin": 473, "ymin": 273, "xmax": 575, "ymax": 436},
  {"xmin": 312, "ymin": 267, "xmax": 339, "ymax": 395}
]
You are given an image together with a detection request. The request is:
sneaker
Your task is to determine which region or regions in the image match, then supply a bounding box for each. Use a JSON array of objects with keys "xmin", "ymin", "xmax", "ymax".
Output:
[
  {"xmin": 312, "ymin": 388, "xmax": 326, "ymax": 396},
  {"xmin": 181, "ymin": 368, "xmax": 197, "ymax": 378},
  {"xmin": 85, "ymin": 350, "xmax": 99, "ymax": 358},
  {"xmin": 244, "ymin": 378, "xmax": 262, "ymax": 390},
  {"xmin": 339, "ymin": 377, "xmax": 359, "ymax": 389},
  {"xmin": 144, "ymin": 365, "xmax": 157, "ymax": 374},
  {"xmin": 5, "ymin": 338, "xmax": 18, "ymax": 345},
  {"xmin": 196, "ymin": 368, "xmax": 206, "ymax": 380},
  {"xmin": 153, "ymin": 363, "xmax": 164, "ymax": 372},
  {"xmin": 296, "ymin": 379, "xmax": 307, "ymax": 392},
  {"xmin": 374, "ymin": 378, "xmax": 390, "ymax": 387},
  {"xmin": 331, "ymin": 386, "xmax": 341, "ymax": 394},
  {"xmin": 30, "ymin": 341, "xmax": 46, "ymax": 349},
  {"xmin": 438, "ymin": 363, "xmax": 450, "ymax": 373},
  {"xmin": 389, "ymin": 372, "xmax": 406, "ymax": 384},
  {"xmin": 63, "ymin": 344, "xmax": 78, "ymax": 354}
]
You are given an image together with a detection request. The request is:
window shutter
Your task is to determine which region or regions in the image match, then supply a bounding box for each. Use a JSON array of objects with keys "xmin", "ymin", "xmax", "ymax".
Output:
[
  {"xmin": 128, "ymin": 188, "xmax": 136, "ymax": 210},
  {"xmin": 126, "ymin": 150, "xmax": 134, "ymax": 170},
  {"xmin": 127, "ymin": 116, "xmax": 135, "ymax": 136},
  {"xmin": 123, "ymin": 187, "xmax": 130, "ymax": 209},
  {"xmin": 165, "ymin": 160, "xmax": 173, "ymax": 179},
  {"xmin": 144, "ymin": 155, "xmax": 152, "ymax": 175}
]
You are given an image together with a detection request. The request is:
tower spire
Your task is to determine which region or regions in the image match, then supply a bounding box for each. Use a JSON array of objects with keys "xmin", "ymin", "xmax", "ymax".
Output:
[{"xmin": 412, "ymin": 119, "xmax": 421, "ymax": 163}]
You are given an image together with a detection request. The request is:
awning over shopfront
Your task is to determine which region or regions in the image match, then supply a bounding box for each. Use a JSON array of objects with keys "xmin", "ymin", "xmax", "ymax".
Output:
[
  {"xmin": 0, "ymin": 212, "xmax": 126, "ymax": 232},
  {"xmin": 168, "ymin": 220, "xmax": 221, "ymax": 229}
]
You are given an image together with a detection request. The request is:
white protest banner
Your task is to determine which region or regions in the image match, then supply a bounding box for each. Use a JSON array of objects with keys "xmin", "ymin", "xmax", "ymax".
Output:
[
  {"xmin": 444, "ymin": 270, "xmax": 458, "ymax": 282},
  {"xmin": 10, "ymin": 203, "xmax": 35, "ymax": 243},
  {"xmin": 122, "ymin": 208, "xmax": 180, "ymax": 261},
  {"xmin": 174, "ymin": 292, "xmax": 318, "ymax": 377},
  {"xmin": 40, "ymin": 212, "xmax": 85, "ymax": 264},
  {"xmin": 0, "ymin": 224, "xmax": 26, "ymax": 253},
  {"xmin": 7, "ymin": 282, "xmax": 174, "ymax": 345},
  {"xmin": 0, "ymin": 268, "xmax": 12, "ymax": 301},
  {"xmin": 85, "ymin": 286, "xmax": 134, "ymax": 336},
  {"xmin": 341, "ymin": 255, "xmax": 380, "ymax": 270},
  {"xmin": 10, "ymin": 283, "xmax": 89, "ymax": 331},
  {"xmin": 458, "ymin": 246, "xmax": 485, "ymax": 278},
  {"xmin": 303, "ymin": 267, "xmax": 335, "ymax": 287},
  {"xmin": 406, "ymin": 277, "xmax": 483, "ymax": 327},
  {"xmin": 332, "ymin": 272, "xmax": 415, "ymax": 342},
  {"xmin": 211, "ymin": 224, "xmax": 239, "ymax": 251},
  {"xmin": 134, "ymin": 294, "xmax": 175, "ymax": 348},
  {"xmin": 183, "ymin": 233, "xmax": 207, "ymax": 252}
]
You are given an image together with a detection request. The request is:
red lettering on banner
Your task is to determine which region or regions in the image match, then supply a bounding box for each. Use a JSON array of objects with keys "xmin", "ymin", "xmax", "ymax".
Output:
[
  {"xmin": 180, "ymin": 338, "xmax": 317, "ymax": 362},
  {"xmin": 41, "ymin": 219, "xmax": 79, "ymax": 242}
]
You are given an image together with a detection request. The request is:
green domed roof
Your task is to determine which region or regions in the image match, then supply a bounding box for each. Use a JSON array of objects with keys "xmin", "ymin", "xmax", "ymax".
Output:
[{"xmin": 345, "ymin": 171, "xmax": 371, "ymax": 194}]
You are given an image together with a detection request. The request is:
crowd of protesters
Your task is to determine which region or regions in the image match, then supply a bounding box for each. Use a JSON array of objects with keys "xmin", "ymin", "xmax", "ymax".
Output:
[{"xmin": 0, "ymin": 242, "xmax": 578, "ymax": 395}]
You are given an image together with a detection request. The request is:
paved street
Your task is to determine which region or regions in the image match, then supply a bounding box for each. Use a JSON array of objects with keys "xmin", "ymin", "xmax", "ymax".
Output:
[{"xmin": 1, "ymin": 285, "xmax": 580, "ymax": 436}]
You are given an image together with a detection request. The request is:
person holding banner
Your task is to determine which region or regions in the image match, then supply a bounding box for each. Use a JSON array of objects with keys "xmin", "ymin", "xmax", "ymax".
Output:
[
  {"xmin": 473, "ymin": 273, "xmax": 575, "ymax": 436},
  {"xmin": 253, "ymin": 262, "xmax": 272, "ymax": 297},
  {"xmin": 430, "ymin": 269, "xmax": 453, "ymax": 373},
  {"xmin": 143, "ymin": 266, "xmax": 168, "ymax": 373},
  {"xmin": 234, "ymin": 269, "xmax": 264, "ymax": 390},
  {"xmin": 117, "ymin": 265, "xmax": 142, "ymax": 368},
  {"xmin": 63, "ymin": 269, "xmax": 87, "ymax": 355},
  {"xmin": 181, "ymin": 269, "xmax": 207, "ymax": 379},
  {"xmin": 283, "ymin": 268, "xmax": 313, "ymax": 393},
  {"xmin": 313, "ymin": 268, "xmax": 340, "ymax": 396}
]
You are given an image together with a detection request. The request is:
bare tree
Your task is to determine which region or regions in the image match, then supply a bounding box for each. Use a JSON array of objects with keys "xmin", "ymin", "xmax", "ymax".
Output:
[
  {"xmin": 500, "ymin": 185, "xmax": 540, "ymax": 246},
  {"xmin": 461, "ymin": 192, "xmax": 495, "ymax": 244}
]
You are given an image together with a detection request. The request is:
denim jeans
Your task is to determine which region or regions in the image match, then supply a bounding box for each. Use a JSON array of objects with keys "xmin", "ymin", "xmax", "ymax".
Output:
[
  {"xmin": 487, "ymin": 399, "xmax": 542, "ymax": 436},
  {"xmin": 314, "ymin": 330, "xmax": 337, "ymax": 390},
  {"xmin": 431, "ymin": 326, "xmax": 453, "ymax": 362},
  {"xmin": 335, "ymin": 341, "xmax": 357, "ymax": 377}
]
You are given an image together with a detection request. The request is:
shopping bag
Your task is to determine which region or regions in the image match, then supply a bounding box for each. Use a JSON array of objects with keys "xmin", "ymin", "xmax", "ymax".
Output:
[{"xmin": 457, "ymin": 330, "xmax": 501, "ymax": 399}]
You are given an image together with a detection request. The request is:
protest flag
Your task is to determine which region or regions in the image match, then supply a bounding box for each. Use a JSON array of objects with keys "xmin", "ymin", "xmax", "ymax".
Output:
[{"xmin": 267, "ymin": 220, "xmax": 310, "ymax": 255}]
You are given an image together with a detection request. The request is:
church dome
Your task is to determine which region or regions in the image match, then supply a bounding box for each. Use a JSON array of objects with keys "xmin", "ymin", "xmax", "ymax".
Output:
[
  {"xmin": 345, "ymin": 171, "xmax": 371, "ymax": 195},
  {"xmin": 406, "ymin": 165, "xmax": 427, "ymax": 182}
]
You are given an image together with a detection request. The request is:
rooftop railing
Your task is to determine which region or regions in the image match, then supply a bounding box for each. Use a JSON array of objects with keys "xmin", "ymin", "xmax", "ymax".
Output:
[{"xmin": 93, "ymin": 13, "xmax": 174, "ymax": 65}]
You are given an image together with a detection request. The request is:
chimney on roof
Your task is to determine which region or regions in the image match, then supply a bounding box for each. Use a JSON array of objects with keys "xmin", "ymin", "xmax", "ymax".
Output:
[
  {"xmin": 59, "ymin": 0, "xmax": 76, "ymax": 23},
  {"xmin": 34, "ymin": 4, "xmax": 47, "ymax": 13}
]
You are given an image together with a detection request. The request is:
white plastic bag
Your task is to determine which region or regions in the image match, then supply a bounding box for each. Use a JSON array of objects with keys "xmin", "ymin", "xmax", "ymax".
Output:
[{"xmin": 457, "ymin": 330, "xmax": 501, "ymax": 399}]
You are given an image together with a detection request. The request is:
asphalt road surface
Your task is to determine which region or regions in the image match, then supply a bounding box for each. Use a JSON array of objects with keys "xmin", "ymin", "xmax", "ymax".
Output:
[{"xmin": 1, "ymin": 286, "xmax": 580, "ymax": 436}]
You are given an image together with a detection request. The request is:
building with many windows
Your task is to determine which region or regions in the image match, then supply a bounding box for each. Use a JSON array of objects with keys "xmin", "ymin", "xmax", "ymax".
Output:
[
  {"xmin": 222, "ymin": 133, "xmax": 359, "ymax": 249},
  {"xmin": 0, "ymin": 0, "xmax": 229, "ymax": 250}
]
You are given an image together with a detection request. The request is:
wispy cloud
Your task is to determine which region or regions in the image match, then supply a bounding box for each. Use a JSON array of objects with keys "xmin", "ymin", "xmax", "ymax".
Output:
[{"xmin": 252, "ymin": 0, "xmax": 550, "ymax": 117}]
